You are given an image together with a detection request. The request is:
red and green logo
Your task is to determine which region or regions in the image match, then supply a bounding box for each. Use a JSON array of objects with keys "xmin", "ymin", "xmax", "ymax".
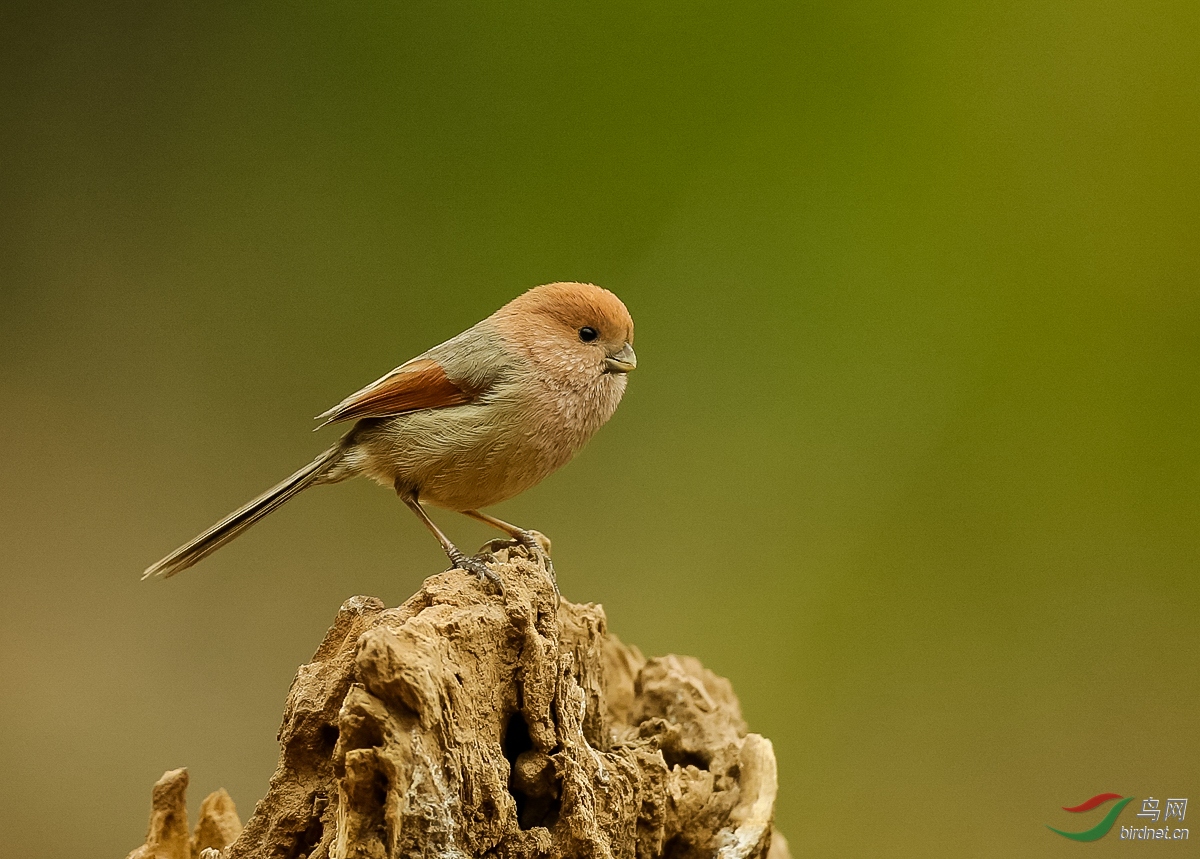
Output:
[{"xmin": 1048, "ymin": 793, "xmax": 1134, "ymax": 841}]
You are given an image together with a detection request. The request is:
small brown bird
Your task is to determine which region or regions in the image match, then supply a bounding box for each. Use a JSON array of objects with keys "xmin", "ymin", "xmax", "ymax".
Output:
[{"xmin": 143, "ymin": 282, "xmax": 636, "ymax": 583}]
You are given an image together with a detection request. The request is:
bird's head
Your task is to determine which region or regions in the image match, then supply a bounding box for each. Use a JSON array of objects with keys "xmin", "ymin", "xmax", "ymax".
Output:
[{"xmin": 494, "ymin": 282, "xmax": 636, "ymax": 384}]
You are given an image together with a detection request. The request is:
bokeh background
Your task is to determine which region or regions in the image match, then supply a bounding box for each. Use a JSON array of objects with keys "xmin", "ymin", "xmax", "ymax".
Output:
[{"xmin": 2, "ymin": 2, "xmax": 1197, "ymax": 856}]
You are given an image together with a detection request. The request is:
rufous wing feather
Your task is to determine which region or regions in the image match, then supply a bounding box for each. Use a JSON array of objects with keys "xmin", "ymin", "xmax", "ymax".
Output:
[{"xmin": 315, "ymin": 358, "xmax": 479, "ymax": 427}]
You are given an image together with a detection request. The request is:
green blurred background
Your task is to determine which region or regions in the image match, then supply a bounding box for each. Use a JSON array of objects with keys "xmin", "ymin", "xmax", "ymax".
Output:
[{"xmin": 2, "ymin": 2, "xmax": 1197, "ymax": 856}]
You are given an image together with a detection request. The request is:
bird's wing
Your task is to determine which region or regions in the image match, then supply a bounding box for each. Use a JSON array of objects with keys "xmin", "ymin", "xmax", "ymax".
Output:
[{"xmin": 315, "ymin": 357, "xmax": 483, "ymax": 427}]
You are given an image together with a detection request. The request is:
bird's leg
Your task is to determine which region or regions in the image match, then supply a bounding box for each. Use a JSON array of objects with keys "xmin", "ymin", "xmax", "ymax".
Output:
[
  {"xmin": 398, "ymin": 487, "xmax": 502, "ymax": 590},
  {"xmin": 462, "ymin": 509, "xmax": 556, "ymax": 587}
]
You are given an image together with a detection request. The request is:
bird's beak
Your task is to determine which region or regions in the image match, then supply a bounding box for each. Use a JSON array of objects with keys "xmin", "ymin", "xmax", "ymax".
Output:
[{"xmin": 603, "ymin": 343, "xmax": 637, "ymax": 374}]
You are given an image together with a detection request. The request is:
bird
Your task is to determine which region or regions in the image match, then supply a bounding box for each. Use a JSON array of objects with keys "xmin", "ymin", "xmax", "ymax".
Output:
[{"xmin": 142, "ymin": 282, "xmax": 636, "ymax": 584}]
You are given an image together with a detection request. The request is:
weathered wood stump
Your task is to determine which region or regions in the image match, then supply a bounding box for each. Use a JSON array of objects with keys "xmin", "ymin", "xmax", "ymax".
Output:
[{"xmin": 127, "ymin": 545, "xmax": 788, "ymax": 859}]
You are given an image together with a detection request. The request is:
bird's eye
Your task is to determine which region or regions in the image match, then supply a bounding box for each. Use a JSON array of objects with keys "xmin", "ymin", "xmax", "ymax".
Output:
[{"xmin": 578, "ymin": 326, "xmax": 599, "ymax": 342}]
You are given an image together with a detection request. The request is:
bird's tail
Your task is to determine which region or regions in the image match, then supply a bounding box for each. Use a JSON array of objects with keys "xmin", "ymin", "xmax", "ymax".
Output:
[{"xmin": 142, "ymin": 445, "xmax": 345, "ymax": 580}]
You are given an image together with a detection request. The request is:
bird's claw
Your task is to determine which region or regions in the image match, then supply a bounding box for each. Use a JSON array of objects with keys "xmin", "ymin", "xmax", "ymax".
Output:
[
  {"xmin": 468, "ymin": 530, "xmax": 555, "ymax": 602},
  {"xmin": 474, "ymin": 531, "xmax": 553, "ymax": 577},
  {"xmin": 518, "ymin": 529, "xmax": 552, "ymax": 555},
  {"xmin": 509, "ymin": 532, "xmax": 558, "ymax": 605},
  {"xmin": 516, "ymin": 530, "xmax": 556, "ymax": 582},
  {"xmin": 450, "ymin": 552, "xmax": 504, "ymax": 592}
]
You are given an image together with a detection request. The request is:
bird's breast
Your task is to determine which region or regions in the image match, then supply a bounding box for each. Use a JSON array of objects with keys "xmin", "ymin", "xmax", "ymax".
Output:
[{"xmin": 352, "ymin": 370, "xmax": 626, "ymax": 511}]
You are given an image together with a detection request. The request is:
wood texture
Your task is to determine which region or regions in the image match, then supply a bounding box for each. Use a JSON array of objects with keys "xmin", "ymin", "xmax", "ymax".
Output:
[{"xmin": 126, "ymin": 549, "xmax": 786, "ymax": 859}]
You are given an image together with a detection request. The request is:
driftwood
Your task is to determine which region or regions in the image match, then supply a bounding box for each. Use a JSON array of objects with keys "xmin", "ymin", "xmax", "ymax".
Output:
[{"xmin": 127, "ymin": 545, "xmax": 789, "ymax": 859}]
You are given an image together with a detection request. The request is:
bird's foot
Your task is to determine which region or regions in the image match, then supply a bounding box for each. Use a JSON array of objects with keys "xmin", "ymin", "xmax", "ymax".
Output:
[
  {"xmin": 448, "ymin": 550, "xmax": 504, "ymax": 593},
  {"xmin": 513, "ymin": 531, "xmax": 558, "ymax": 605},
  {"xmin": 515, "ymin": 530, "xmax": 556, "ymax": 582},
  {"xmin": 471, "ymin": 530, "xmax": 556, "ymax": 600},
  {"xmin": 475, "ymin": 530, "xmax": 552, "ymax": 572},
  {"xmin": 517, "ymin": 529, "xmax": 552, "ymax": 556}
]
